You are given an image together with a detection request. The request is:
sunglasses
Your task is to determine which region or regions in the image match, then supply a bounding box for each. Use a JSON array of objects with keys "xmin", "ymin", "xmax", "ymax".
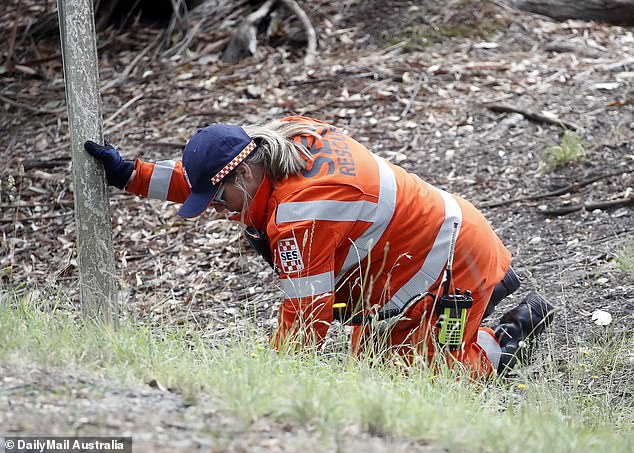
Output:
[{"xmin": 211, "ymin": 183, "xmax": 227, "ymax": 206}]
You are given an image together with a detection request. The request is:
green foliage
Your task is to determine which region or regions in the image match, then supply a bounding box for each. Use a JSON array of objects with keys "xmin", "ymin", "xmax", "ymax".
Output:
[
  {"xmin": 542, "ymin": 130, "xmax": 589, "ymax": 169},
  {"xmin": 1, "ymin": 291, "xmax": 633, "ymax": 452}
]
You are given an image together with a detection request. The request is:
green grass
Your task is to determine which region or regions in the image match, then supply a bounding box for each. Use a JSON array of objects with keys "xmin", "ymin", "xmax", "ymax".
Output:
[
  {"xmin": 1, "ymin": 290, "xmax": 633, "ymax": 452},
  {"xmin": 615, "ymin": 239, "xmax": 634, "ymax": 276},
  {"xmin": 542, "ymin": 130, "xmax": 589, "ymax": 169}
]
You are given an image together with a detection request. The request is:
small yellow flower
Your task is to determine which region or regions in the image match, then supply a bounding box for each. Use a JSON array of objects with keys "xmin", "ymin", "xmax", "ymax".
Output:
[{"xmin": 517, "ymin": 383, "xmax": 526, "ymax": 389}]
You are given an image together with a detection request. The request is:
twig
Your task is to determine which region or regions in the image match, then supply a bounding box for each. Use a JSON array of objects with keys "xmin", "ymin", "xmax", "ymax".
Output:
[
  {"xmin": 479, "ymin": 168, "xmax": 634, "ymax": 209},
  {"xmin": 485, "ymin": 103, "xmax": 581, "ymax": 131},
  {"xmin": 159, "ymin": 0, "xmax": 191, "ymax": 55},
  {"xmin": 21, "ymin": 157, "xmax": 71, "ymax": 170},
  {"xmin": 401, "ymin": 73, "xmax": 426, "ymax": 117},
  {"xmin": 0, "ymin": 211, "xmax": 73, "ymax": 223},
  {"xmin": 102, "ymin": 32, "xmax": 162, "ymax": 92},
  {"xmin": 118, "ymin": 0, "xmax": 143, "ymax": 29},
  {"xmin": 0, "ymin": 200, "xmax": 74, "ymax": 209},
  {"xmin": 161, "ymin": 21, "xmax": 202, "ymax": 58},
  {"xmin": 18, "ymin": 35, "xmax": 119, "ymax": 68},
  {"xmin": 3, "ymin": 7, "xmax": 19, "ymax": 71},
  {"xmin": 104, "ymin": 117, "xmax": 135, "ymax": 135},
  {"xmin": 279, "ymin": 0, "xmax": 318, "ymax": 65},
  {"xmin": 0, "ymin": 94, "xmax": 61, "ymax": 115},
  {"xmin": 282, "ymin": 70, "xmax": 396, "ymax": 86},
  {"xmin": 541, "ymin": 196, "xmax": 634, "ymax": 216},
  {"xmin": 104, "ymin": 93, "xmax": 144, "ymax": 125}
]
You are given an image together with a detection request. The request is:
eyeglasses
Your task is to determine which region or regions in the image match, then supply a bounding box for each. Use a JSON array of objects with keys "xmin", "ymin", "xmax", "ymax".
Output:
[{"xmin": 211, "ymin": 183, "xmax": 227, "ymax": 206}]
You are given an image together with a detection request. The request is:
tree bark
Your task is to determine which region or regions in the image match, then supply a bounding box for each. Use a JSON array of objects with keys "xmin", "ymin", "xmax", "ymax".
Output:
[
  {"xmin": 505, "ymin": 0, "xmax": 634, "ymax": 25},
  {"xmin": 58, "ymin": 0, "xmax": 119, "ymax": 324}
]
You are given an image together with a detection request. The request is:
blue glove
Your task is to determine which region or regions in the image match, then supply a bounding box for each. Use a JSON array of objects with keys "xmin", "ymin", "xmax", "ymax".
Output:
[{"xmin": 84, "ymin": 141, "xmax": 134, "ymax": 190}]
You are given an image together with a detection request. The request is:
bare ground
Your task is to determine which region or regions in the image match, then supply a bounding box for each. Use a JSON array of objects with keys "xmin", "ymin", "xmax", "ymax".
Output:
[{"xmin": 1, "ymin": 0, "xmax": 633, "ymax": 450}]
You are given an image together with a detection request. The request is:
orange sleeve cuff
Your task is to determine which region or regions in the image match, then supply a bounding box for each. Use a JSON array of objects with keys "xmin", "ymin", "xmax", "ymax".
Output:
[
  {"xmin": 126, "ymin": 159, "xmax": 153, "ymax": 197},
  {"xmin": 166, "ymin": 161, "xmax": 191, "ymax": 203}
]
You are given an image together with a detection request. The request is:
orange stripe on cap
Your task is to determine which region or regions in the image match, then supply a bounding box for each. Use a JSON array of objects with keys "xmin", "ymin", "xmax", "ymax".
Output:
[{"xmin": 210, "ymin": 140, "xmax": 257, "ymax": 185}]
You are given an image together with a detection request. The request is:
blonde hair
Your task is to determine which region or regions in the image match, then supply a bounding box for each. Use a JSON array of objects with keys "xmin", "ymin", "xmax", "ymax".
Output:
[
  {"xmin": 242, "ymin": 119, "xmax": 323, "ymax": 183},
  {"xmin": 225, "ymin": 119, "xmax": 323, "ymax": 202}
]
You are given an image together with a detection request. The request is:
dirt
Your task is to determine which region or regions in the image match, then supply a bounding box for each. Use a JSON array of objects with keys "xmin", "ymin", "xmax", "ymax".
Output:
[
  {"xmin": 0, "ymin": 361, "xmax": 436, "ymax": 453},
  {"xmin": 1, "ymin": 0, "xmax": 633, "ymax": 450}
]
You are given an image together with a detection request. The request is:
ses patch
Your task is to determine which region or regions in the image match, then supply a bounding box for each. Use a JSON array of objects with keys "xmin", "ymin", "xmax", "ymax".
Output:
[{"xmin": 277, "ymin": 237, "xmax": 305, "ymax": 273}]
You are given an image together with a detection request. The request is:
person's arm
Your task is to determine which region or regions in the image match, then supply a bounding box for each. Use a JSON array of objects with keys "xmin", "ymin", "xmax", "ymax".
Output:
[
  {"xmin": 126, "ymin": 159, "xmax": 190, "ymax": 203},
  {"xmin": 84, "ymin": 141, "xmax": 190, "ymax": 203}
]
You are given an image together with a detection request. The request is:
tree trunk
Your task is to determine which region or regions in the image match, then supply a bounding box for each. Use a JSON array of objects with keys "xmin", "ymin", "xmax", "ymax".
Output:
[
  {"xmin": 58, "ymin": 0, "xmax": 119, "ymax": 324},
  {"xmin": 506, "ymin": 0, "xmax": 634, "ymax": 25}
]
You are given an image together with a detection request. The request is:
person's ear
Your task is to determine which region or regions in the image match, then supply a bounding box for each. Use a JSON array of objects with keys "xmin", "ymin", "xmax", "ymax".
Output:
[{"xmin": 236, "ymin": 163, "xmax": 254, "ymax": 181}]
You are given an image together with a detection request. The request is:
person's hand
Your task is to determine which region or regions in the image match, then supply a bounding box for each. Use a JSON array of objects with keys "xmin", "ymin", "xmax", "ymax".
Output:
[{"xmin": 84, "ymin": 141, "xmax": 134, "ymax": 189}]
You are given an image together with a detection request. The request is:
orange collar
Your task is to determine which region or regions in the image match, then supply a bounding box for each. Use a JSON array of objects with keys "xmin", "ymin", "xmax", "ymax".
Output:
[{"xmin": 230, "ymin": 173, "xmax": 272, "ymax": 231}]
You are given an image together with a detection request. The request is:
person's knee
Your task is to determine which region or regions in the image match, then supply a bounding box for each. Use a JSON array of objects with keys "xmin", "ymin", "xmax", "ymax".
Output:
[{"xmin": 483, "ymin": 267, "xmax": 521, "ymax": 319}]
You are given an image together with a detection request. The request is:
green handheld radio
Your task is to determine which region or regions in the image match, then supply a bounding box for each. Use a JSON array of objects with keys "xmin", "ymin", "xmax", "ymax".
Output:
[{"xmin": 436, "ymin": 222, "xmax": 473, "ymax": 349}]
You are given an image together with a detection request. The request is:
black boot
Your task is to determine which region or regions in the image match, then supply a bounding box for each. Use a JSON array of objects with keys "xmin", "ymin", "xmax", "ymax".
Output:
[{"xmin": 494, "ymin": 292, "xmax": 555, "ymax": 374}]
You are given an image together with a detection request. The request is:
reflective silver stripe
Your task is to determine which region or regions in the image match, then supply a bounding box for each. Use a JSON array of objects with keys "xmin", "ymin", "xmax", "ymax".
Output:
[
  {"xmin": 337, "ymin": 154, "xmax": 397, "ymax": 282},
  {"xmin": 477, "ymin": 329, "xmax": 501, "ymax": 369},
  {"xmin": 380, "ymin": 188, "xmax": 462, "ymax": 314},
  {"xmin": 147, "ymin": 160, "xmax": 176, "ymax": 200},
  {"xmin": 276, "ymin": 200, "xmax": 376, "ymax": 224},
  {"xmin": 279, "ymin": 271, "xmax": 335, "ymax": 299}
]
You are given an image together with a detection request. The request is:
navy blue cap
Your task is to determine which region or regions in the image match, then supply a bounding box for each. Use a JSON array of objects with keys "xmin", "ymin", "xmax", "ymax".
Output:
[{"xmin": 178, "ymin": 124, "xmax": 257, "ymax": 217}]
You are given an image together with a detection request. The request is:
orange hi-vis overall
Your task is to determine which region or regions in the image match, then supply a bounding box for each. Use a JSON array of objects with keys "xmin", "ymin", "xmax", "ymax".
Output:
[{"xmin": 126, "ymin": 117, "xmax": 512, "ymax": 377}]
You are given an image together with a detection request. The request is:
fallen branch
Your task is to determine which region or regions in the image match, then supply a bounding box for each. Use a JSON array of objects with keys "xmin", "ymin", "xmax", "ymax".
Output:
[
  {"xmin": 541, "ymin": 196, "xmax": 634, "ymax": 216},
  {"xmin": 503, "ymin": 0, "xmax": 634, "ymax": 25},
  {"xmin": 0, "ymin": 211, "xmax": 73, "ymax": 223},
  {"xmin": 222, "ymin": 0, "xmax": 275, "ymax": 64},
  {"xmin": 279, "ymin": 0, "xmax": 317, "ymax": 65},
  {"xmin": 0, "ymin": 94, "xmax": 62, "ymax": 115},
  {"xmin": 0, "ymin": 200, "xmax": 74, "ymax": 209},
  {"xmin": 485, "ymin": 102, "xmax": 581, "ymax": 131},
  {"xmin": 479, "ymin": 168, "xmax": 634, "ymax": 208},
  {"xmin": 21, "ymin": 157, "xmax": 72, "ymax": 170},
  {"xmin": 222, "ymin": 0, "xmax": 317, "ymax": 65}
]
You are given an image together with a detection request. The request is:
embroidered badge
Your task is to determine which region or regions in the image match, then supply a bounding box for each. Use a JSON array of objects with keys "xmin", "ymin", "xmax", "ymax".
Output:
[{"xmin": 277, "ymin": 237, "xmax": 305, "ymax": 274}]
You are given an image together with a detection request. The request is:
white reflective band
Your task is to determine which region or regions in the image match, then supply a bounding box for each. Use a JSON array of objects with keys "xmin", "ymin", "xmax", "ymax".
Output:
[
  {"xmin": 380, "ymin": 187, "xmax": 462, "ymax": 314},
  {"xmin": 477, "ymin": 329, "xmax": 501, "ymax": 370},
  {"xmin": 147, "ymin": 160, "xmax": 176, "ymax": 200},
  {"xmin": 279, "ymin": 271, "xmax": 335, "ymax": 299},
  {"xmin": 211, "ymin": 140, "xmax": 257, "ymax": 185},
  {"xmin": 337, "ymin": 154, "xmax": 397, "ymax": 282},
  {"xmin": 276, "ymin": 200, "xmax": 376, "ymax": 224}
]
